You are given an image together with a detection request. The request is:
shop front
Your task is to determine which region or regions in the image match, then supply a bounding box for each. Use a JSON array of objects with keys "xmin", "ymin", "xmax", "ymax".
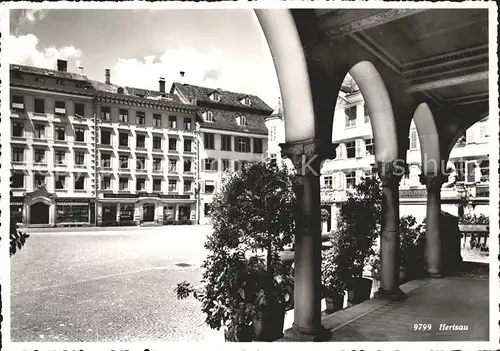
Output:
[{"xmin": 55, "ymin": 199, "xmax": 93, "ymax": 226}]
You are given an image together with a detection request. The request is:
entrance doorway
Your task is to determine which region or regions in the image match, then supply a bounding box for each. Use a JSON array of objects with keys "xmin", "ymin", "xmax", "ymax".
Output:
[
  {"xmin": 178, "ymin": 205, "xmax": 191, "ymax": 222},
  {"xmin": 30, "ymin": 202, "xmax": 50, "ymax": 225},
  {"xmin": 143, "ymin": 203, "xmax": 155, "ymax": 222},
  {"xmin": 102, "ymin": 204, "xmax": 117, "ymax": 223}
]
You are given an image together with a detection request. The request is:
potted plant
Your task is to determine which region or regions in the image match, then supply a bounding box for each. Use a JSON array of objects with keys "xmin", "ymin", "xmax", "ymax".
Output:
[
  {"xmin": 175, "ymin": 162, "xmax": 296, "ymax": 342},
  {"xmin": 336, "ymin": 176, "xmax": 382, "ymax": 304},
  {"xmin": 398, "ymin": 215, "xmax": 426, "ymax": 282},
  {"xmin": 321, "ymin": 235, "xmax": 347, "ymax": 313}
]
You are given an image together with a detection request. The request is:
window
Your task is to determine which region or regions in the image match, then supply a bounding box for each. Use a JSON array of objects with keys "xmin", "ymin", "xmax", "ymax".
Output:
[
  {"xmin": 136, "ymin": 157, "xmax": 146, "ymax": 170},
  {"xmin": 236, "ymin": 137, "xmax": 251, "ymax": 152},
  {"xmin": 204, "ymin": 133, "xmax": 215, "ymax": 149},
  {"xmin": 136, "ymin": 178, "xmax": 146, "ymax": 191},
  {"xmin": 355, "ymin": 139, "xmax": 364, "ymax": 158},
  {"xmin": 12, "ymin": 148, "xmax": 24, "ymax": 162},
  {"xmin": 479, "ymin": 160, "xmax": 489, "ymax": 182},
  {"xmin": 153, "ymin": 137, "xmax": 162, "ymax": 149},
  {"xmin": 12, "ymin": 122, "xmax": 24, "ymax": 137},
  {"xmin": 365, "ymin": 138, "xmax": 375, "ymax": 156},
  {"xmin": 236, "ymin": 115, "xmax": 247, "ymax": 126},
  {"xmin": 136, "ymin": 111, "xmax": 145, "ymax": 125},
  {"xmin": 34, "ymin": 173, "xmax": 45, "ymax": 188},
  {"xmin": 55, "ymin": 150, "xmax": 66, "ymax": 165},
  {"xmin": 153, "ymin": 158, "xmax": 162, "ymax": 171},
  {"xmin": 101, "ymin": 176, "xmax": 111, "ymax": 190},
  {"xmin": 455, "ymin": 161, "xmax": 465, "ymax": 182},
  {"xmin": 364, "ymin": 104, "xmax": 369, "ymax": 123},
  {"xmin": 153, "ymin": 179, "xmax": 162, "ymax": 192},
  {"xmin": 34, "ymin": 98, "xmax": 45, "ymax": 114},
  {"xmin": 204, "ymin": 158, "xmax": 218, "ymax": 171},
  {"xmin": 101, "ymin": 153, "xmax": 111, "ymax": 168},
  {"xmin": 270, "ymin": 125, "xmax": 276, "ymax": 142},
  {"xmin": 210, "ymin": 91, "xmax": 220, "ymax": 102},
  {"xmin": 345, "ymin": 141, "xmax": 356, "ymax": 158},
  {"xmin": 54, "ymin": 100, "xmax": 66, "ymax": 115},
  {"xmin": 184, "ymin": 118, "xmax": 192, "ymax": 130},
  {"xmin": 184, "ymin": 139, "xmax": 192, "ymax": 152},
  {"xmin": 169, "ymin": 116, "xmax": 177, "ymax": 129},
  {"xmin": 345, "ymin": 106, "xmax": 356, "ymax": 127},
  {"xmin": 119, "ymin": 155, "xmax": 129, "ymax": 169},
  {"xmin": 75, "ymin": 152, "xmax": 85, "ymax": 166},
  {"xmin": 346, "ymin": 171, "xmax": 356, "ymax": 189},
  {"xmin": 55, "ymin": 175, "xmax": 66, "ymax": 190},
  {"xmin": 234, "ymin": 161, "xmax": 240, "ymax": 172},
  {"xmin": 119, "ymin": 177, "xmax": 128, "ymax": 191},
  {"xmin": 74, "ymin": 103, "xmax": 85, "ymax": 117},
  {"xmin": 12, "ymin": 95, "xmax": 24, "ymax": 109},
  {"xmin": 184, "ymin": 180, "xmax": 192, "ymax": 192},
  {"xmin": 323, "ymin": 176, "xmax": 333, "ymax": 188},
  {"xmin": 34, "ymin": 149, "xmax": 45, "ymax": 164},
  {"xmin": 12, "ymin": 173, "xmax": 24, "ymax": 188},
  {"xmin": 204, "ymin": 111, "xmax": 214, "ymax": 122},
  {"xmin": 136, "ymin": 134, "xmax": 146, "ymax": 148},
  {"xmin": 169, "ymin": 159, "xmax": 177, "ymax": 172},
  {"xmin": 169, "ymin": 138, "xmax": 177, "ymax": 151},
  {"xmin": 119, "ymin": 109, "xmax": 128, "ymax": 123},
  {"xmin": 75, "ymin": 127, "xmax": 85, "ymax": 142},
  {"xmin": 153, "ymin": 114, "xmax": 162, "ymax": 127},
  {"xmin": 204, "ymin": 181, "xmax": 215, "ymax": 194},
  {"xmin": 34, "ymin": 124, "xmax": 45, "ymax": 139},
  {"xmin": 168, "ymin": 179, "xmax": 177, "ymax": 192},
  {"xmin": 242, "ymin": 96, "xmax": 251, "ymax": 106},
  {"xmin": 222, "ymin": 159, "xmax": 231, "ymax": 172},
  {"xmin": 101, "ymin": 106, "xmax": 111, "ymax": 121},
  {"xmin": 184, "ymin": 159, "xmax": 192, "ymax": 172},
  {"xmin": 466, "ymin": 161, "xmax": 476, "ymax": 183},
  {"xmin": 55, "ymin": 126, "xmax": 66, "ymax": 141},
  {"xmin": 409, "ymin": 126, "xmax": 418, "ymax": 150},
  {"xmin": 119, "ymin": 133, "xmax": 128, "ymax": 147},
  {"xmin": 11, "ymin": 70, "xmax": 23, "ymax": 80},
  {"xmin": 101, "ymin": 130, "xmax": 111, "ymax": 145},
  {"xmin": 221, "ymin": 135, "xmax": 232, "ymax": 151},
  {"xmin": 253, "ymin": 138, "xmax": 263, "ymax": 154},
  {"xmin": 74, "ymin": 175, "xmax": 85, "ymax": 190}
]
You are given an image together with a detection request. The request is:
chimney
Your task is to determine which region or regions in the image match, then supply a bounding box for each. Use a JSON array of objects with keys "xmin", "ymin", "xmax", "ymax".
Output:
[
  {"xmin": 78, "ymin": 65, "xmax": 84, "ymax": 74},
  {"xmin": 105, "ymin": 68, "xmax": 111, "ymax": 84},
  {"xmin": 179, "ymin": 71, "xmax": 185, "ymax": 84},
  {"xmin": 57, "ymin": 59, "xmax": 67, "ymax": 72},
  {"xmin": 159, "ymin": 77, "xmax": 166, "ymax": 93}
]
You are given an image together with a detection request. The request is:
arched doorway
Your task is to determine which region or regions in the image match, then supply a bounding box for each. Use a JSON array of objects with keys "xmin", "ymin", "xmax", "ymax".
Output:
[{"xmin": 30, "ymin": 202, "xmax": 50, "ymax": 225}]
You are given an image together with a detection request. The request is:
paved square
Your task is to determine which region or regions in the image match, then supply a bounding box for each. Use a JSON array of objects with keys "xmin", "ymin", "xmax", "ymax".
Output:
[{"xmin": 10, "ymin": 225, "xmax": 224, "ymax": 342}]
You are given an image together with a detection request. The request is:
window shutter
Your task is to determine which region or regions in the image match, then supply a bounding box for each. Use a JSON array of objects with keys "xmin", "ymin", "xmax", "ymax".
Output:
[
  {"xmin": 213, "ymin": 160, "xmax": 218, "ymax": 172},
  {"xmin": 355, "ymin": 139, "xmax": 364, "ymax": 157},
  {"xmin": 355, "ymin": 170, "xmax": 363, "ymax": 185}
]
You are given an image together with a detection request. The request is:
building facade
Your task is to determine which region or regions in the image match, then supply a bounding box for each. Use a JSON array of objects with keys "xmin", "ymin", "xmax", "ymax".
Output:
[
  {"xmin": 10, "ymin": 60, "xmax": 97, "ymax": 227},
  {"xmin": 171, "ymin": 82, "xmax": 272, "ymax": 224},
  {"xmin": 267, "ymin": 88, "xmax": 491, "ymax": 231}
]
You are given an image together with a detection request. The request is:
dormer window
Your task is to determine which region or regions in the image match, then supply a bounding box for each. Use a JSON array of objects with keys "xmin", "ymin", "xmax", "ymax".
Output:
[
  {"xmin": 235, "ymin": 114, "xmax": 247, "ymax": 126},
  {"xmin": 204, "ymin": 111, "xmax": 214, "ymax": 123},
  {"xmin": 241, "ymin": 96, "xmax": 251, "ymax": 106},
  {"xmin": 210, "ymin": 91, "xmax": 220, "ymax": 102},
  {"xmin": 117, "ymin": 87, "xmax": 124, "ymax": 94}
]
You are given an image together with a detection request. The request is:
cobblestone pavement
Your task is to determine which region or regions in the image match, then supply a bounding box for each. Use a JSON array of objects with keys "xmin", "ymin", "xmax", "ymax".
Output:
[
  {"xmin": 329, "ymin": 277, "xmax": 489, "ymax": 341},
  {"xmin": 10, "ymin": 226, "xmax": 224, "ymax": 342}
]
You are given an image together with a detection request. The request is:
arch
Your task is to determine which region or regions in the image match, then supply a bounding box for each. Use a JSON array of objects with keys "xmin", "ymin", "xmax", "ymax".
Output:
[
  {"xmin": 255, "ymin": 9, "xmax": 316, "ymax": 142},
  {"xmin": 447, "ymin": 111, "xmax": 490, "ymax": 158},
  {"xmin": 349, "ymin": 61, "xmax": 398, "ymax": 162},
  {"xmin": 412, "ymin": 103, "xmax": 441, "ymax": 174},
  {"xmin": 30, "ymin": 202, "xmax": 50, "ymax": 225}
]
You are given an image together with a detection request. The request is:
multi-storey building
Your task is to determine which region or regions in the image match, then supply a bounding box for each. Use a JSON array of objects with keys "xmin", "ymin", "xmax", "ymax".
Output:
[
  {"xmin": 170, "ymin": 81, "xmax": 272, "ymax": 224},
  {"xmin": 267, "ymin": 88, "xmax": 491, "ymax": 231},
  {"xmin": 91, "ymin": 73, "xmax": 199, "ymax": 226},
  {"xmin": 10, "ymin": 60, "xmax": 97, "ymax": 226}
]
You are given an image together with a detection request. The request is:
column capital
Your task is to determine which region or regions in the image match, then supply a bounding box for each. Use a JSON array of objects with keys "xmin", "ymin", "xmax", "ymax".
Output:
[
  {"xmin": 376, "ymin": 160, "xmax": 407, "ymax": 188},
  {"xmin": 419, "ymin": 173, "xmax": 448, "ymax": 191},
  {"xmin": 280, "ymin": 139, "xmax": 337, "ymax": 176}
]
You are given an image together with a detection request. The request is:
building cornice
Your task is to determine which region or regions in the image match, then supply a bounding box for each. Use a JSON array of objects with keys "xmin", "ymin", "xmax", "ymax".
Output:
[
  {"xmin": 95, "ymin": 93, "xmax": 198, "ymax": 114},
  {"xmin": 11, "ymin": 83, "xmax": 95, "ymax": 98}
]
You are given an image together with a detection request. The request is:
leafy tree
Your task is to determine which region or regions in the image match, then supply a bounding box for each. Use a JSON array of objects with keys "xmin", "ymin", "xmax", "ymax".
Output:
[{"xmin": 9, "ymin": 176, "xmax": 29, "ymax": 257}]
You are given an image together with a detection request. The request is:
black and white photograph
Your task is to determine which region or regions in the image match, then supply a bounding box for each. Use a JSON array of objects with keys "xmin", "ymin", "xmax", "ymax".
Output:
[{"xmin": 1, "ymin": 2, "xmax": 498, "ymax": 349}]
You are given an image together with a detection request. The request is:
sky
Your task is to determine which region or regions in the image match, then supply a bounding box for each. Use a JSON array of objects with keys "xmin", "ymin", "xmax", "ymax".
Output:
[{"xmin": 9, "ymin": 9, "xmax": 281, "ymax": 108}]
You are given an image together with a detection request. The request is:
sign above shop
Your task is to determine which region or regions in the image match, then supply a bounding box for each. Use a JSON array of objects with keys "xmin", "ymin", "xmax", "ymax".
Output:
[{"xmin": 103, "ymin": 193, "xmax": 190, "ymax": 200}]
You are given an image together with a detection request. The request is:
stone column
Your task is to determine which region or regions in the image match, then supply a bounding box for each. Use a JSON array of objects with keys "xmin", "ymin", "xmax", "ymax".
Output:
[
  {"xmin": 420, "ymin": 174, "xmax": 446, "ymax": 278},
  {"xmin": 280, "ymin": 139, "xmax": 334, "ymax": 341},
  {"xmin": 374, "ymin": 161, "xmax": 406, "ymax": 300}
]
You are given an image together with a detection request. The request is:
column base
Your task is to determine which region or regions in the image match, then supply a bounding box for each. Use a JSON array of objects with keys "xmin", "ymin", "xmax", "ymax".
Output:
[
  {"xmin": 374, "ymin": 287, "xmax": 407, "ymax": 301},
  {"xmin": 283, "ymin": 323, "xmax": 332, "ymax": 341}
]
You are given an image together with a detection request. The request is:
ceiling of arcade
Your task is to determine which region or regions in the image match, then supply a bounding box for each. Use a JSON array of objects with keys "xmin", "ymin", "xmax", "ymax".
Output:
[{"xmin": 312, "ymin": 8, "xmax": 489, "ymax": 110}]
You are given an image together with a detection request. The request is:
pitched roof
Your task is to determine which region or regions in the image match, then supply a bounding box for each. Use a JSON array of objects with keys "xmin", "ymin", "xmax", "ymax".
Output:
[
  {"xmin": 197, "ymin": 108, "xmax": 268, "ymax": 135},
  {"xmin": 89, "ymin": 80, "xmax": 181, "ymax": 103},
  {"xmin": 10, "ymin": 64, "xmax": 89, "ymax": 82},
  {"xmin": 171, "ymin": 82, "xmax": 273, "ymax": 114}
]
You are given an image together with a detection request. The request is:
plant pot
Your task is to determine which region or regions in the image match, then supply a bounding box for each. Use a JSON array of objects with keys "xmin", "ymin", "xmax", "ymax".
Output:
[
  {"xmin": 325, "ymin": 293, "xmax": 344, "ymax": 313},
  {"xmin": 347, "ymin": 277, "xmax": 373, "ymax": 304},
  {"xmin": 252, "ymin": 303, "xmax": 286, "ymax": 341},
  {"xmin": 224, "ymin": 324, "xmax": 253, "ymax": 342},
  {"xmin": 279, "ymin": 250, "xmax": 294, "ymax": 266}
]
